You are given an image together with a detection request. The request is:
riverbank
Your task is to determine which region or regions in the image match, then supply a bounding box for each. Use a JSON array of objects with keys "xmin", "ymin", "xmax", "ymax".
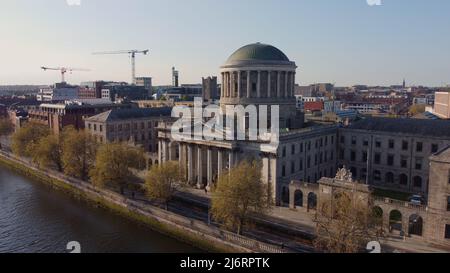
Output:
[{"xmin": 0, "ymin": 151, "xmax": 287, "ymax": 253}]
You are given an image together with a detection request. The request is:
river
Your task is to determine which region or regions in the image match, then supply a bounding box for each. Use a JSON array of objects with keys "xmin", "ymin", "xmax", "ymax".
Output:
[{"xmin": 0, "ymin": 165, "xmax": 200, "ymax": 253}]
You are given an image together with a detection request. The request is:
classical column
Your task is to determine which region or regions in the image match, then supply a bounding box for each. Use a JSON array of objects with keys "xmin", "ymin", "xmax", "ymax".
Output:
[
  {"xmin": 257, "ymin": 71, "xmax": 261, "ymax": 98},
  {"xmin": 267, "ymin": 71, "xmax": 271, "ymax": 97},
  {"xmin": 218, "ymin": 149, "xmax": 223, "ymax": 178},
  {"xmin": 225, "ymin": 72, "xmax": 229, "ymax": 97},
  {"xmin": 229, "ymin": 72, "xmax": 234, "ymax": 98},
  {"xmin": 207, "ymin": 148, "xmax": 213, "ymax": 189},
  {"xmin": 285, "ymin": 72, "xmax": 289, "ymax": 98},
  {"xmin": 158, "ymin": 140, "xmax": 162, "ymax": 164},
  {"xmin": 197, "ymin": 146, "xmax": 203, "ymax": 188},
  {"xmin": 221, "ymin": 73, "xmax": 224, "ymax": 97},
  {"xmin": 229, "ymin": 150, "xmax": 234, "ymax": 169},
  {"xmin": 246, "ymin": 71, "xmax": 251, "ymax": 98},
  {"xmin": 187, "ymin": 145, "xmax": 194, "ymax": 183},
  {"xmin": 277, "ymin": 71, "xmax": 281, "ymax": 97},
  {"xmin": 164, "ymin": 141, "xmax": 169, "ymax": 162},
  {"xmin": 168, "ymin": 142, "xmax": 172, "ymax": 161},
  {"xmin": 237, "ymin": 71, "xmax": 241, "ymax": 98},
  {"xmin": 292, "ymin": 72, "xmax": 296, "ymax": 98}
]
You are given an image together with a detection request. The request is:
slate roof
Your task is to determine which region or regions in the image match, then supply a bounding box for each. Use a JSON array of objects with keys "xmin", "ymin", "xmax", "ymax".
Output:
[
  {"xmin": 85, "ymin": 107, "xmax": 172, "ymax": 123},
  {"xmin": 346, "ymin": 117, "xmax": 450, "ymax": 138}
]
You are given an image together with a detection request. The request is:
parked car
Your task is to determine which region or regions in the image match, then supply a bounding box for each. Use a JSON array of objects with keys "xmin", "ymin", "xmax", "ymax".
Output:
[{"xmin": 409, "ymin": 195, "xmax": 425, "ymax": 205}]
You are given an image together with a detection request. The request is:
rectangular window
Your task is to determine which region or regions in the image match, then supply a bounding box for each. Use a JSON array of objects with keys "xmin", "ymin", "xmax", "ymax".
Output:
[
  {"xmin": 351, "ymin": 136, "xmax": 357, "ymax": 145},
  {"xmin": 300, "ymin": 143, "xmax": 304, "ymax": 153},
  {"xmin": 374, "ymin": 153, "xmax": 381, "ymax": 165},
  {"xmin": 88, "ymin": 123, "xmax": 91, "ymax": 130},
  {"xmin": 291, "ymin": 162, "xmax": 295, "ymax": 174},
  {"xmin": 340, "ymin": 136, "xmax": 345, "ymax": 144},
  {"xmin": 448, "ymin": 170, "xmax": 450, "ymax": 184},
  {"xmin": 432, "ymin": 144, "xmax": 439, "ymax": 153},
  {"xmin": 389, "ymin": 139, "xmax": 395, "ymax": 149},
  {"xmin": 362, "ymin": 152, "xmax": 368, "ymax": 162},
  {"xmin": 351, "ymin": 151, "xmax": 356, "ymax": 162},
  {"xmin": 415, "ymin": 158, "xmax": 422, "ymax": 170},
  {"xmin": 387, "ymin": 155, "xmax": 394, "ymax": 165},
  {"xmin": 445, "ymin": 225, "xmax": 450, "ymax": 239},
  {"xmin": 282, "ymin": 147, "xmax": 286, "ymax": 157},
  {"xmin": 292, "ymin": 144, "xmax": 296, "ymax": 155},
  {"xmin": 375, "ymin": 140, "xmax": 381, "ymax": 148},
  {"xmin": 401, "ymin": 157, "xmax": 408, "ymax": 168},
  {"xmin": 447, "ymin": 196, "xmax": 450, "ymax": 212},
  {"xmin": 299, "ymin": 159, "xmax": 303, "ymax": 171},
  {"xmin": 331, "ymin": 136, "xmax": 335, "ymax": 145},
  {"xmin": 93, "ymin": 124, "xmax": 97, "ymax": 131},
  {"xmin": 363, "ymin": 139, "xmax": 369, "ymax": 146},
  {"xmin": 402, "ymin": 140, "xmax": 409, "ymax": 151},
  {"xmin": 282, "ymin": 165, "xmax": 286, "ymax": 177},
  {"xmin": 416, "ymin": 142, "xmax": 423, "ymax": 152},
  {"xmin": 99, "ymin": 125, "xmax": 103, "ymax": 132}
]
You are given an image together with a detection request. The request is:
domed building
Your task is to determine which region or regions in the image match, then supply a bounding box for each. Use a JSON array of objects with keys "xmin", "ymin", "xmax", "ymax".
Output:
[
  {"xmin": 158, "ymin": 43, "xmax": 338, "ymax": 206},
  {"xmin": 220, "ymin": 43, "xmax": 303, "ymax": 129}
]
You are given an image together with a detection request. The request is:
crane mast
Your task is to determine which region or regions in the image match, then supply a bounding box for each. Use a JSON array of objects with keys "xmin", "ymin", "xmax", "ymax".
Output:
[{"xmin": 92, "ymin": 49, "xmax": 149, "ymax": 85}]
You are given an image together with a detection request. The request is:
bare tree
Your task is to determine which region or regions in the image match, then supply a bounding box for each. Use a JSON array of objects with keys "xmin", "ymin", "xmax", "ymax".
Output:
[{"xmin": 313, "ymin": 191, "xmax": 382, "ymax": 253}]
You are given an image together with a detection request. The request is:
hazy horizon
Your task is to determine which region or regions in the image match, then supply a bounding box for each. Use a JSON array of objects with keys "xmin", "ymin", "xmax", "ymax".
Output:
[{"xmin": 1, "ymin": 0, "xmax": 449, "ymax": 87}]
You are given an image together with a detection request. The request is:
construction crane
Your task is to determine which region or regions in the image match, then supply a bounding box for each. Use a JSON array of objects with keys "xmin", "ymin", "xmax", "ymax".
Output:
[
  {"xmin": 41, "ymin": 67, "xmax": 90, "ymax": 83},
  {"xmin": 92, "ymin": 49, "xmax": 149, "ymax": 85}
]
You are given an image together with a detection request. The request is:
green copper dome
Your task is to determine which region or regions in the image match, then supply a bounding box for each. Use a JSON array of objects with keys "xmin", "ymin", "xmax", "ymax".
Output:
[{"xmin": 226, "ymin": 43, "xmax": 290, "ymax": 63}]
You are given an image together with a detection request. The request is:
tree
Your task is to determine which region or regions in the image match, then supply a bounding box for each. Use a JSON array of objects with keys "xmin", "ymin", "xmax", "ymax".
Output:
[
  {"xmin": 11, "ymin": 122, "xmax": 50, "ymax": 157},
  {"xmin": 313, "ymin": 191, "xmax": 381, "ymax": 253},
  {"xmin": 144, "ymin": 161, "xmax": 183, "ymax": 210},
  {"xmin": 210, "ymin": 160, "xmax": 272, "ymax": 235},
  {"xmin": 32, "ymin": 134, "xmax": 63, "ymax": 171},
  {"xmin": 61, "ymin": 127, "xmax": 97, "ymax": 180},
  {"xmin": 90, "ymin": 142, "xmax": 145, "ymax": 193},
  {"xmin": 409, "ymin": 104, "xmax": 426, "ymax": 116}
]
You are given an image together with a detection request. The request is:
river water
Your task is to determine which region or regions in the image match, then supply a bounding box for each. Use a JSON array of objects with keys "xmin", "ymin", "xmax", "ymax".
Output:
[{"xmin": 0, "ymin": 165, "xmax": 200, "ymax": 253}]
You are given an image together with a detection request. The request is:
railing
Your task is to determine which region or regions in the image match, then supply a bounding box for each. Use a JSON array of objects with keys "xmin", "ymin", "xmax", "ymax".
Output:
[
  {"xmin": 0, "ymin": 150, "xmax": 290, "ymax": 253},
  {"xmin": 373, "ymin": 196, "xmax": 428, "ymax": 212}
]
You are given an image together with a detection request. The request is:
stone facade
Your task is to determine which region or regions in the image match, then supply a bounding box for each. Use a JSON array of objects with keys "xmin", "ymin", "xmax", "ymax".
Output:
[
  {"xmin": 338, "ymin": 118, "xmax": 450, "ymax": 195},
  {"xmin": 85, "ymin": 107, "xmax": 172, "ymax": 165},
  {"xmin": 425, "ymin": 148, "xmax": 450, "ymax": 246}
]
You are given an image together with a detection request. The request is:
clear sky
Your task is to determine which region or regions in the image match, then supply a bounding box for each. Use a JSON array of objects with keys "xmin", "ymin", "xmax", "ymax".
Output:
[{"xmin": 1, "ymin": 0, "xmax": 449, "ymax": 87}]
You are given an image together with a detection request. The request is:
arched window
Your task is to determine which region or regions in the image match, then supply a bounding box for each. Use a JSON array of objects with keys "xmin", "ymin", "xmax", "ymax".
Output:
[
  {"xmin": 409, "ymin": 214, "xmax": 423, "ymax": 236},
  {"xmin": 294, "ymin": 190, "xmax": 303, "ymax": 208},
  {"xmin": 389, "ymin": 210, "xmax": 403, "ymax": 232},
  {"xmin": 307, "ymin": 192, "xmax": 317, "ymax": 211}
]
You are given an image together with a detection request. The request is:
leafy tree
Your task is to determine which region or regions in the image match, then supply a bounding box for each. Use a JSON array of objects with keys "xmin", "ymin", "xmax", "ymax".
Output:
[
  {"xmin": 11, "ymin": 122, "xmax": 50, "ymax": 157},
  {"xmin": 61, "ymin": 127, "xmax": 97, "ymax": 180},
  {"xmin": 90, "ymin": 142, "xmax": 145, "ymax": 193},
  {"xmin": 409, "ymin": 104, "xmax": 426, "ymax": 116},
  {"xmin": 313, "ymin": 191, "xmax": 381, "ymax": 253},
  {"xmin": 144, "ymin": 161, "xmax": 184, "ymax": 210},
  {"xmin": 32, "ymin": 134, "xmax": 63, "ymax": 171},
  {"xmin": 210, "ymin": 160, "xmax": 272, "ymax": 235}
]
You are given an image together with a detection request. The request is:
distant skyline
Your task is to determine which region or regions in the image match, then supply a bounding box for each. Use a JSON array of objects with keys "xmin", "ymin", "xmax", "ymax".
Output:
[{"xmin": 1, "ymin": 0, "xmax": 450, "ymax": 87}]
